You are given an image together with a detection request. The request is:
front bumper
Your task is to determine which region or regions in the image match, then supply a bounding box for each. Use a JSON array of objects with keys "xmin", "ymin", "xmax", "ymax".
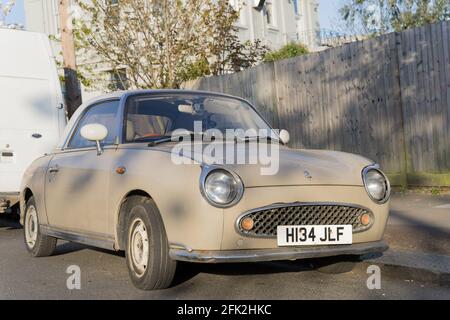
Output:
[{"xmin": 170, "ymin": 240, "xmax": 388, "ymax": 263}]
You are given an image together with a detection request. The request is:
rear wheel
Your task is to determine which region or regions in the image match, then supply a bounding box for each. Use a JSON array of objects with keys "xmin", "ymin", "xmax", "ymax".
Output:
[
  {"xmin": 310, "ymin": 255, "xmax": 359, "ymax": 274},
  {"xmin": 125, "ymin": 196, "xmax": 176, "ymax": 290},
  {"xmin": 23, "ymin": 197, "xmax": 57, "ymax": 257}
]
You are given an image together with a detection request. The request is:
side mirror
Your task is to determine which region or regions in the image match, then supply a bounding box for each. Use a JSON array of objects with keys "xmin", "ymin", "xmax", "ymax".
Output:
[
  {"xmin": 279, "ymin": 129, "xmax": 290, "ymax": 145},
  {"xmin": 80, "ymin": 124, "xmax": 108, "ymax": 155}
]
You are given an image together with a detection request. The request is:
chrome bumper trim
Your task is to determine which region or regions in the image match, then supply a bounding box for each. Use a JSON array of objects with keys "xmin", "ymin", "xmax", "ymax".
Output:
[{"xmin": 169, "ymin": 240, "xmax": 388, "ymax": 263}]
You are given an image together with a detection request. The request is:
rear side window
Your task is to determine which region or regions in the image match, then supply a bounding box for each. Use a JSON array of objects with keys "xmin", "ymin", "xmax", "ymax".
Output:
[{"xmin": 67, "ymin": 100, "xmax": 120, "ymax": 149}]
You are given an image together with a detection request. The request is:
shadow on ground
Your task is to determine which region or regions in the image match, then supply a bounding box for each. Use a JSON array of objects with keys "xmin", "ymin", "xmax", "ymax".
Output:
[
  {"xmin": 387, "ymin": 210, "xmax": 450, "ymax": 255},
  {"xmin": 0, "ymin": 214, "xmax": 21, "ymax": 230}
]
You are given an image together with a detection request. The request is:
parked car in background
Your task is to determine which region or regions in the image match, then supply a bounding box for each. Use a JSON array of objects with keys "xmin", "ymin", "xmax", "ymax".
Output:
[
  {"xmin": 0, "ymin": 28, "xmax": 66, "ymax": 215},
  {"xmin": 20, "ymin": 90, "xmax": 390, "ymax": 290}
]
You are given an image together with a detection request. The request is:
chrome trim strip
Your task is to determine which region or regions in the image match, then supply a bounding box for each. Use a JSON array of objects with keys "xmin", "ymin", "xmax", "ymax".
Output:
[
  {"xmin": 235, "ymin": 202, "xmax": 375, "ymax": 238},
  {"xmin": 40, "ymin": 225, "xmax": 115, "ymax": 251},
  {"xmin": 169, "ymin": 240, "xmax": 388, "ymax": 264},
  {"xmin": 362, "ymin": 164, "xmax": 391, "ymax": 204},
  {"xmin": 199, "ymin": 165, "xmax": 245, "ymax": 208},
  {"xmin": 169, "ymin": 242, "xmax": 193, "ymax": 252}
]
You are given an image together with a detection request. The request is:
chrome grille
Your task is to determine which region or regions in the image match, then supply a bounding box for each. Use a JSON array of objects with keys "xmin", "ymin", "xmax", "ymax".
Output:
[{"xmin": 237, "ymin": 203, "xmax": 373, "ymax": 237}]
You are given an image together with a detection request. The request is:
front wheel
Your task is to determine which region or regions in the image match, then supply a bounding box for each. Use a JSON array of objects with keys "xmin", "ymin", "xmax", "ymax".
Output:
[
  {"xmin": 23, "ymin": 197, "xmax": 57, "ymax": 257},
  {"xmin": 125, "ymin": 196, "xmax": 177, "ymax": 290}
]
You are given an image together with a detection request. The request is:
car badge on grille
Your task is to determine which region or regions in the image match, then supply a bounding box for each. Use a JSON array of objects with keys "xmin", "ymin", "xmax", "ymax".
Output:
[{"xmin": 304, "ymin": 170, "xmax": 312, "ymax": 180}]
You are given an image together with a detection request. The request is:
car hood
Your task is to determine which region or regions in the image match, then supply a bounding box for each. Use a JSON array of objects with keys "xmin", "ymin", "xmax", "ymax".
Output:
[{"xmin": 153, "ymin": 142, "xmax": 373, "ymax": 187}]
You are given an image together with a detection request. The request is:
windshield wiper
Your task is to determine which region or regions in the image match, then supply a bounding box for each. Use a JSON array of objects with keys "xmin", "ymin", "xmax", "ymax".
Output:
[
  {"xmin": 147, "ymin": 132, "xmax": 204, "ymax": 147},
  {"xmin": 147, "ymin": 137, "xmax": 173, "ymax": 147},
  {"xmin": 236, "ymin": 135, "xmax": 281, "ymax": 144}
]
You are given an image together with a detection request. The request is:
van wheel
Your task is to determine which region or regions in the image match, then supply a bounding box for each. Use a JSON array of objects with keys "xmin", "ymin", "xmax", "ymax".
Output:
[
  {"xmin": 310, "ymin": 255, "xmax": 359, "ymax": 274},
  {"xmin": 24, "ymin": 197, "xmax": 57, "ymax": 257},
  {"xmin": 125, "ymin": 196, "xmax": 176, "ymax": 290}
]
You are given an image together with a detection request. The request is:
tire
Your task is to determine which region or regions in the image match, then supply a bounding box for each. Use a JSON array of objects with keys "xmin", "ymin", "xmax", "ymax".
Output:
[
  {"xmin": 125, "ymin": 196, "xmax": 177, "ymax": 290},
  {"xmin": 310, "ymin": 255, "xmax": 359, "ymax": 274},
  {"xmin": 23, "ymin": 196, "xmax": 57, "ymax": 257}
]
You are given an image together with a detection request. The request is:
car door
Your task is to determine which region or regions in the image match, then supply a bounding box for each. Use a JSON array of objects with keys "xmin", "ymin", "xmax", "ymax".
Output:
[{"xmin": 44, "ymin": 100, "xmax": 120, "ymax": 235}]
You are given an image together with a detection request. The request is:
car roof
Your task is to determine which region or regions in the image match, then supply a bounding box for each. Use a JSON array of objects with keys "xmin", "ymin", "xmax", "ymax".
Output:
[{"xmin": 84, "ymin": 89, "xmax": 244, "ymax": 106}]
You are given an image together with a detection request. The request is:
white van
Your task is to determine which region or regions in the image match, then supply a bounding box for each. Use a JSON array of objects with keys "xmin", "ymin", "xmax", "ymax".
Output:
[{"xmin": 0, "ymin": 28, "xmax": 66, "ymax": 214}]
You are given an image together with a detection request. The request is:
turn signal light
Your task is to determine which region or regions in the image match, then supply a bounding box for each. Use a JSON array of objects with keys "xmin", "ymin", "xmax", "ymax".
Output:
[
  {"xmin": 360, "ymin": 213, "xmax": 371, "ymax": 226},
  {"xmin": 240, "ymin": 216, "xmax": 254, "ymax": 231}
]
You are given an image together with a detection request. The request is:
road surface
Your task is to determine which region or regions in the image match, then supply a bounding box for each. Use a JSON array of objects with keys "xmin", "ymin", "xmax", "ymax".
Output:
[{"xmin": 0, "ymin": 191, "xmax": 449, "ymax": 299}]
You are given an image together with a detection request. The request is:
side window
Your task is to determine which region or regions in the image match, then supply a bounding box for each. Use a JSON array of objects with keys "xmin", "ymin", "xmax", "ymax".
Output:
[
  {"xmin": 124, "ymin": 99, "xmax": 173, "ymax": 142},
  {"xmin": 126, "ymin": 114, "xmax": 172, "ymax": 142},
  {"xmin": 67, "ymin": 100, "xmax": 120, "ymax": 149}
]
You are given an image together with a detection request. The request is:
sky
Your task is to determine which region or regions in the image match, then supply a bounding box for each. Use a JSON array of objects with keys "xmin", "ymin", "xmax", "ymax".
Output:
[
  {"xmin": 2, "ymin": 0, "xmax": 25, "ymax": 25},
  {"xmin": 4, "ymin": 0, "xmax": 343, "ymax": 31},
  {"xmin": 319, "ymin": 0, "xmax": 344, "ymax": 31}
]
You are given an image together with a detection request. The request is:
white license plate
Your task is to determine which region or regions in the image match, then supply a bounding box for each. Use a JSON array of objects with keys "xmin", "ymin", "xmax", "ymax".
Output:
[{"xmin": 277, "ymin": 225, "xmax": 352, "ymax": 246}]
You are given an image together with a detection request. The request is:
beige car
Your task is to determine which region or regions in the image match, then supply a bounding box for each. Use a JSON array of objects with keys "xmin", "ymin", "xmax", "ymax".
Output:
[{"xmin": 20, "ymin": 90, "xmax": 390, "ymax": 290}]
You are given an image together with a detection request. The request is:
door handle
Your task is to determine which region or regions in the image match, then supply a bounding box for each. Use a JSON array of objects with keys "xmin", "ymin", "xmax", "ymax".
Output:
[
  {"xmin": 32, "ymin": 133, "xmax": 42, "ymax": 139},
  {"xmin": 48, "ymin": 165, "xmax": 59, "ymax": 173}
]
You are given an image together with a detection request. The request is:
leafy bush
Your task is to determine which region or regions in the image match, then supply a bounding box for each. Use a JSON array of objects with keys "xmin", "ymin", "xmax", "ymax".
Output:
[{"xmin": 263, "ymin": 42, "xmax": 308, "ymax": 62}]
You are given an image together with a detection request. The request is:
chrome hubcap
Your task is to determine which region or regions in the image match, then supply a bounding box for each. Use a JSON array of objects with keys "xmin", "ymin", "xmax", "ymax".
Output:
[
  {"xmin": 25, "ymin": 206, "xmax": 38, "ymax": 249},
  {"xmin": 130, "ymin": 218, "xmax": 149, "ymax": 277}
]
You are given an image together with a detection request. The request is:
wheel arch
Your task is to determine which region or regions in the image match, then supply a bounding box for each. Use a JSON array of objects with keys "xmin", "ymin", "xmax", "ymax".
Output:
[
  {"xmin": 19, "ymin": 187, "xmax": 34, "ymax": 225},
  {"xmin": 24, "ymin": 188, "xmax": 34, "ymax": 202},
  {"xmin": 115, "ymin": 189, "xmax": 156, "ymax": 250}
]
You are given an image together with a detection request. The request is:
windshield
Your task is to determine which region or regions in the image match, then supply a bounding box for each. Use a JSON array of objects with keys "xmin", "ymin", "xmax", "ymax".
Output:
[{"xmin": 124, "ymin": 94, "xmax": 273, "ymax": 143}]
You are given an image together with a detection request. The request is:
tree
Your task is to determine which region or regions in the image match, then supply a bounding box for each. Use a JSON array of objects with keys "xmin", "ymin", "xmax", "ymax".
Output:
[
  {"xmin": 73, "ymin": 0, "xmax": 268, "ymax": 90},
  {"xmin": 203, "ymin": 0, "xmax": 268, "ymax": 76},
  {"xmin": 263, "ymin": 42, "xmax": 308, "ymax": 63},
  {"xmin": 0, "ymin": 0, "xmax": 16, "ymax": 27},
  {"xmin": 340, "ymin": 0, "xmax": 450, "ymax": 36}
]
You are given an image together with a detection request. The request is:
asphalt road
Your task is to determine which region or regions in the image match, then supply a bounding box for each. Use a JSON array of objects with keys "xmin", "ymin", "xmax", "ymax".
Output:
[{"xmin": 0, "ymin": 192, "xmax": 449, "ymax": 300}]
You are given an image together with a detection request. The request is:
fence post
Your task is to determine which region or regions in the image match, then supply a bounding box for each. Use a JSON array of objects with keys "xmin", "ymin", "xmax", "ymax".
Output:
[{"xmin": 395, "ymin": 31, "xmax": 410, "ymax": 187}]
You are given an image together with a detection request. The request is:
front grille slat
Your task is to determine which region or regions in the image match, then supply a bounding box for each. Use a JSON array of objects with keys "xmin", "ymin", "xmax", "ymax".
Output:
[{"xmin": 238, "ymin": 203, "xmax": 372, "ymax": 237}]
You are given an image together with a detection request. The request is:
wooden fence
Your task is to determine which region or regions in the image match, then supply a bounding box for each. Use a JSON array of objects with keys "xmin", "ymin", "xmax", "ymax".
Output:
[{"xmin": 184, "ymin": 21, "xmax": 450, "ymax": 187}]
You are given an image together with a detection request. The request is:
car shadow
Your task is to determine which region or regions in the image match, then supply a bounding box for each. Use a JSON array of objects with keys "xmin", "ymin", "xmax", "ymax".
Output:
[
  {"xmin": 47, "ymin": 240, "xmax": 316, "ymax": 285},
  {"xmin": 171, "ymin": 251, "xmax": 387, "ymax": 287},
  {"xmin": 172, "ymin": 259, "xmax": 318, "ymax": 287},
  {"xmin": 0, "ymin": 214, "xmax": 21, "ymax": 230},
  {"xmin": 52, "ymin": 241, "xmax": 126, "ymax": 257},
  {"xmin": 50, "ymin": 238, "xmax": 382, "ymax": 287}
]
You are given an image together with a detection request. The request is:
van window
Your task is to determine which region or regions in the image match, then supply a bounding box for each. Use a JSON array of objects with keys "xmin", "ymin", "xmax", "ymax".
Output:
[{"xmin": 67, "ymin": 100, "xmax": 120, "ymax": 149}]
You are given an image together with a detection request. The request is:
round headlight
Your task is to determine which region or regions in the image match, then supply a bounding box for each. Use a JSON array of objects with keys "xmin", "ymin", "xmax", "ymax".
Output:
[
  {"xmin": 201, "ymin": 168, "xmax": 244, "ymax": 207},
  {"xmin": 363, "ymin": 166, "xmax": 390, "ymax": 203}
]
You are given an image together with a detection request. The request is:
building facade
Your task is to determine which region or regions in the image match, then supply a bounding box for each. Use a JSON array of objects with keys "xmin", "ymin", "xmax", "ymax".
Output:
[
  {"xmin": 25, "ymin": 0, "xmax": 320, "ymax": 50},
  {"xmin": 24, "ymin": 0, "xmax": 320, "ymax": 98}
]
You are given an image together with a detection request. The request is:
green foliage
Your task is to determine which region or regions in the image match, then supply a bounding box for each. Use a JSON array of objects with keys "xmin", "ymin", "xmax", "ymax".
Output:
[
  {"xmin": 263, "ymin": 42, "xmax": 308, "ymax": 63},
  {"xmin": 73, "ymin": 0, "xmax": 268, "ymax": 90},
  {"xmin": 431, "ymin": 187, "xmax": 441, "ymax": 196},
  {"xmin": 340, "ymin": 0, "xmax": 450, "ymax": 36},
  {"xmin": 204, "ymin": 1, "xmax": 269, "ymax": 76},
  {"xmin": 178, "ymin": 57, "xmax": 211, "ymax": 82}
]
